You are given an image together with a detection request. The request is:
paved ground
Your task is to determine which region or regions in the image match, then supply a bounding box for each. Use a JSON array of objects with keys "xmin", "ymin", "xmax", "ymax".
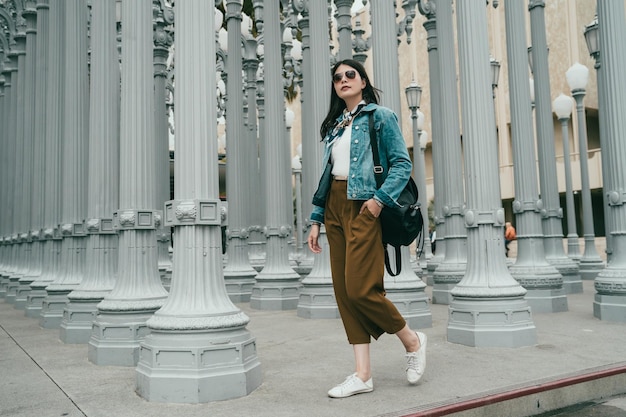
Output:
[{"xmin": 1, "ymin": 272, "xmax": 626, "ymax": 417}]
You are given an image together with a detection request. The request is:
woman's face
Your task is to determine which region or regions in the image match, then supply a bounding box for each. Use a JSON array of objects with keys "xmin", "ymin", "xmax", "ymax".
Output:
[{"xmin": 332, "ymin": 64, "xmax": 366, "ymax": 104}]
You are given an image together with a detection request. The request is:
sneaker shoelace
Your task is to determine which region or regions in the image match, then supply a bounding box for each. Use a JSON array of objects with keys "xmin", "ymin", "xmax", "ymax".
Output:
[
  {"xmin": 406, "ymin": 353, "xmax": 422, "ymax": 373},
  {"xmin": 338, "ymin": 374, "xmax": 358, "ymax": 388}
]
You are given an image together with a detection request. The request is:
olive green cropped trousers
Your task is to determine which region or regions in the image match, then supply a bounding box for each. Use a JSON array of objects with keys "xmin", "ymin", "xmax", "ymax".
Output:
[{"xmin": 325, "ymin": 179, "xmax": 406, "ymax": 345}]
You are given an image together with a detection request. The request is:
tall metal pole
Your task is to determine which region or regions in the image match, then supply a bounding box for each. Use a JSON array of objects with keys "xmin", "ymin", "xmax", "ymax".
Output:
[
  {"xmin": 505, "ymin": 0, "xmax": 566, "ymax": 313},
  {"xmin": 153, "ymin": 0, "xmax": 174, "ymax": 289},
  {"xmin": 0, "ymin": 50, "xmax": 16, "ymax": 297},
  {"xmin": 447, "ymin": 0, "xmax": 536, "ymax": 347},
  {"xmin": 5, "ymin": 22, "xmax": 26, "ymax": 305},
  {"xmin": 40, "ymin": 0, "xmax": 90, "ymax": 328},
  {"xmin": 89, "ymin": 0, "xmax": 168, "ymax": 366},
  {"xmin": 593, "ymin": 0, "xmax": 626, "ymax": 322},
  {"xmin": 431, "ymin": 0, "xmax": 468, "ymax": 305},
  {"xmin": 29, "ymin": 0, "xmax": 64, "ymax": 318},
  {"xmin": 0, "ymin": 66, "xmax": 5, "ymax": 294},
  {"xmin": 569, "ymin": 83, "xmax": 604, "ymax": 280},
  {"xmin": 60, "ymin": 0, "xmax": 120, "ymax": 344},
  {"xmin": 136, "ymin": 0, "xmax": 262, "ymax": 402},
  {"xmin": 293, "ymin": 3, "xmax": 314, "ymax": 275},
  {"xmin": 333, "ymin": 0, "xmax": 353, "ymax": 60},
  {"xmin": 250, "ymin": 0, "xmax": 302, "ymax": 310},
  {"xmin": 370, "ymin": 1, "xmax": 431, "ymax": 328},
  {"xmin": 223, "ymin": 0, "xmax": 258, "ymax": 302},
  {"xmin": 296, "ymin": 0, "xmax": 338, "ymax": 319},
  {"xmin": 585, "ymin": 17, "xmax": 613, "ymax": 265},
  {"xmin": 14, "ymin": 0, "xmax": 40, "ymax": 309},
  {"xmin": 23, "ymin": 0, "xmax": 50, "ymax": 315},
  {"xmin": 528, "ymin": 0, "xmax": 581, "ymax": 294},
  {"xmin": 553, "ymin": 98, "xmax": 581, "ymax": 261},
  {"xmin": 417, "ymin": 0, "xmax": 446, "ymax": 284}
]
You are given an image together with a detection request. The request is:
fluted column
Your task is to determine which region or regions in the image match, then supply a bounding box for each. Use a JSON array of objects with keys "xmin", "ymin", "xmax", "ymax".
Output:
[
  {"xmin": 333, "ymin": 0, "xmax": 353, "ymax": 60},
  {"xmin": 246, "ymin": 3, "xmax": 266, "ymax": 273},
  {"xmin": 14, "ymin": 0, "xmax": 40, "ymax": 309},
  {"xmin": 505, "ymin": 0, "xmax": 566, "ymax": 313},
  {"xmin": 292, "ymin": 5, "xmax": 314, "ymax": 274},
  {"xmin": 136, "ymin": 1, "xmax": 262, "ymax": 403},
  {"xmin": 0, "ymin": 69, "xmax": 4, "ymax": 285},
  {"xmin": 586, "ymin": 18, "xmax": 613, "ymax": 265},
  {"xmin": 370, "ymin": 0, "xmax": 401, "ymax": 113},
  {"xmin": 296, "ymin": 0, "xmax": 339, "ymax": 319},
  {"xmin": 23, "ymin": 0, "xmax": 49, "ymax": 315},
  {"xmin": 248, "ymin": 72, "xmax": 267, "ymax": 271},
  {"xmin": 60, "ymin": 0, "xmax": 120, "ymax": 344},
  {"xmin": 223, "ymin": 0, "xmax": 258, "ymax": 302},
  {"xmin": 28, "ymin": 0, "xmax": 64, "ymax": 318},
  {"xmin": 528, "ymin": 0, "xmax": 581, "ymax": 294},
  {"xmin": 153, "ymin": 1, "xmax": 173, "ymax": 289},
  {"xmin": 0, "ymin": 71, "xmax": 4, "ymax": 291},
  {"xmin": 370, "ymin": 0, "xmax": 431, "ymax": 327},
  {"xmin": 593, "ymin": 0, "xmax": 626, "ymax": 322},
  {"xmin": 5, "ymin": 28, "xmax": 26, "ymax": 304},
  {"xmin": 89, "ymin": 0, "xmax": 168, "ymax": 366},
  {"xmin": 447, "ymin": 0, "xmax": 536, "ymax": 347},
  {"xmin": 418, "ymin": 0, "xmax": 445, "ymax": 283},
  {"xmin": 40, "ymin": 0, "xmax": 89, "ymax": 329},
  {"xmin": 242, "ymin": 34, "xmax": 261, "ymax": 271},
  {"xmin": 431, "ymin": 0, "xmax": 468, "ymax": 305},
  {"xmin": 0, "ymin": 52, "xmax": 17, "ymax": 296},
  {"xmin": 250, "ymin": 0, "xmax": 302, "ymax": 310},
  {"xmin": 0, "ymin": 57, "xmax": 9, "ymax": 296}
]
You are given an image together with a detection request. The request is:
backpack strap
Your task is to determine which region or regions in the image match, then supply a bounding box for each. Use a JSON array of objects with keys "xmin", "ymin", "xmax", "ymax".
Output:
[
  {"xmin": 368, "ymin": 114, "xmax": 384, "ymax": 189},
  {"xmin": 385, "ymin": 247, "xmax": 402, "ymax": 277},
  {"xmin": 369, "ymin": 113, "xmax": 403, "ymax": 277}
]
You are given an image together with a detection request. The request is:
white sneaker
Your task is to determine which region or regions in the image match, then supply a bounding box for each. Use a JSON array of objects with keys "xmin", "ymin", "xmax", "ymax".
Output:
[
  {"xmin": 328, "ymin": 373, "xmax": 374, "ymax": 398},
  {"xmin": 406, "ymin": 331, "xmax": 427, "ymax": 384}
]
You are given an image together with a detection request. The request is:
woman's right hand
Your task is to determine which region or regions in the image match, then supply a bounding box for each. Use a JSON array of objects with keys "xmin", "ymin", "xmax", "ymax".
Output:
[{"xmin": 307, "ymin": 223, "xmax": 322, "ymax": 253}]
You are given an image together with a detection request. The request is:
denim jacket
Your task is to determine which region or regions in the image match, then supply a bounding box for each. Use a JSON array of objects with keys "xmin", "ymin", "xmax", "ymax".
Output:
[{"xmin": 310, "ymin": 103, "xmax": 412, "ymax": 224}]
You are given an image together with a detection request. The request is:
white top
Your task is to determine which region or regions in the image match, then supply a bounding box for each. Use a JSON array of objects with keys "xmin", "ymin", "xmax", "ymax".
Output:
[{"xmin": 331, "ymin": 125, "xmax": 351, "ymax": 177}]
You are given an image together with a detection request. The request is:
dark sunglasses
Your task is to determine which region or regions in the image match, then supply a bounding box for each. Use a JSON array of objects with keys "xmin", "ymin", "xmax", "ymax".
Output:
[{"xmin": 333, "ymin": 70, "xmax": 357, "ymax": 83}]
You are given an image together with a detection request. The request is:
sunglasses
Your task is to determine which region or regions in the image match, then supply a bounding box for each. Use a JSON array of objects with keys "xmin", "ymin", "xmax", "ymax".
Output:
[{"xmin": 333, "ymin": 70, "xmax": 357, "ymax": 83}]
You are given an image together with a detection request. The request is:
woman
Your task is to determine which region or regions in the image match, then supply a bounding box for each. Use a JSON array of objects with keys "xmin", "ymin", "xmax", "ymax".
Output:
[{"xmin": 307, "ymin": 59, "xmax": 427, "ymax": 398}]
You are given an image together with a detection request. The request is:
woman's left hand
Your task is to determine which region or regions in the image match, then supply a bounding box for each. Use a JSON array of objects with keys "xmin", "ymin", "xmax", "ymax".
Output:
[{"xmin": 360, "ymin": 198, "xmax": 383, "ymax": 218}]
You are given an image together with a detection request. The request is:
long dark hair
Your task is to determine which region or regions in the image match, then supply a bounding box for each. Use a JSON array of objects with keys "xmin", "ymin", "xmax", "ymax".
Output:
[{"xmin": 319, "ymin": 59, "xmax": 381, "ymax": 139}]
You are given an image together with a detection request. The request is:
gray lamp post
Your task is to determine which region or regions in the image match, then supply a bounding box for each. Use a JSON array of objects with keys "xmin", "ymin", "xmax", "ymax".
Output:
[
  {"xmin": 405, "ymin": 81, "xmax": 432, "ymax": 261},
  {"xmin": 448, "ymin": 0, "xmax": 536, "ymax": 347},
  {"xmin": 593, "ymin": 0, "xmax": 626, "ymax": 322},
  {"xmin": 222, "ymin": 0, "xmax": 258, "ymax": 303},
  {"xmin": 565, "ymin": 62, "xmax": 605, "ymax": 280},
  {"xmin": 295, "ymin": 0, "xmax": 339, "ymax": 320},
  {"xmin": 333, "ymin": 0, "xmax": 354, "ymax": 60},
  {"xmin": 291, "ymin": 154, "xmax": 303, "ymax": 263},
  {"xmin": 584, "ymin": 15, "xmax": 613, "ymax": 265},
  {"xmin": 552, "ymin": 93, "xmax": 580, "ymax": 261},
  {"xmin": 529, "ymin": 0, "xmax": 581, "ymax": 294}
]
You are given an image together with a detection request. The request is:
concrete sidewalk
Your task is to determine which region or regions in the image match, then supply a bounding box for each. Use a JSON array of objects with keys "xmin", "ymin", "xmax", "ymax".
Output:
[{"xmin": 1, "ymin": 280, "xmax": 626, "ymax": 417}]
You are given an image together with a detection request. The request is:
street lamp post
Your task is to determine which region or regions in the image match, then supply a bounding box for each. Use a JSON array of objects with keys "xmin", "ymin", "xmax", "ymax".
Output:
[
  {"xmin": 584, "ymin": 15, "xmax": 613, "ymax": 264},
  {"xmin": 566, "ymin": 63, "xmax": 605, "ymax": 280},
  {"xmin": 405, "ymin": 81, "xmax": 432, "ymax": 261},
  {"xmin": 552, "ymin": 93, "xmax": 580, "ymax": 261},
  {"xmin": 593, "ymin": 0, "xmax": 626, "ymax": 322},
  {"xmin": 291, "ymin": 155, "xmax": 303, "ymax": 262},
  {"xmin": 529, "ymin": 0, "xmax": 581, "ymax": 294}
]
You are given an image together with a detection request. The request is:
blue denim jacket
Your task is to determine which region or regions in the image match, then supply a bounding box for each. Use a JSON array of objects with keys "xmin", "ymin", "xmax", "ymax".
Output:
[{"xmin": 310, "ymin": 103, "xmax": 412, "ymax": 224}]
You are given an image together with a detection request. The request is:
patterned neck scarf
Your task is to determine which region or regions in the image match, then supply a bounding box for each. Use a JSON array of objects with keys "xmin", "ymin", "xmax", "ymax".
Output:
[{"xmin": 327, "ymin": 102, "xmax": 366, "ymax": 147}]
